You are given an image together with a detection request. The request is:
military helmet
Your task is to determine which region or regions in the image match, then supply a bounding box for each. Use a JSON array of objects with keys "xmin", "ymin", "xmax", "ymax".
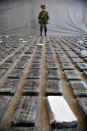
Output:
[{"xmin": 41, "ymin": 5, "xmax": 46, "ymax": 9}]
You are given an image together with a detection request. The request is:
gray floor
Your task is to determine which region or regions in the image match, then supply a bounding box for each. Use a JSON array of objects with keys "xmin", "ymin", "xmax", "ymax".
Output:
[{"xmin": 0, "ymin": 35, "xmax": 87, "ymax": 131}]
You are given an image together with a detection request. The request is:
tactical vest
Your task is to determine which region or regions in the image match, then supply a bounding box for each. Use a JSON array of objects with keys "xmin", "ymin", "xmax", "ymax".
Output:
[{"xmin": 38, "ymin": 11, "xmax": 49, "ymax": 24}]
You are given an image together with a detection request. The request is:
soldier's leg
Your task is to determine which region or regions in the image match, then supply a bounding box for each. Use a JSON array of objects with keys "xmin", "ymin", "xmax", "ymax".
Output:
[
  {"xmin": 40, "ymin": 24, "xmax": 43, "ymax": 36},
  {"xmin": 44, "ymin": 24, "xmax": 47, "ymax": 36}
]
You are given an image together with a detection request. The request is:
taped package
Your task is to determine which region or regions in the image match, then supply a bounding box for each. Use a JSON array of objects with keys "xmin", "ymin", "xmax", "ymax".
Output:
[{"xmin": 47, "ymin": 96, "xmax": 78, "ymax": 128}]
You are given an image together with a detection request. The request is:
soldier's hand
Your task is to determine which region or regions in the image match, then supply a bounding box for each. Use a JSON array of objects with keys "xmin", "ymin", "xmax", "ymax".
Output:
[
  {"xmin": 39, "ymin": 19, "xmax": 41, "ymax": 22},
  {"xmin": 46, "ymin": 21, "xmax": 48, "ymax": 24}
]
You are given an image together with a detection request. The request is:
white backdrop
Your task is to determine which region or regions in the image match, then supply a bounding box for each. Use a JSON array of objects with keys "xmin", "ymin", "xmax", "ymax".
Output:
[{"xmin": 0, "ymin": 0, "xmax": 87, "ymax": 35}]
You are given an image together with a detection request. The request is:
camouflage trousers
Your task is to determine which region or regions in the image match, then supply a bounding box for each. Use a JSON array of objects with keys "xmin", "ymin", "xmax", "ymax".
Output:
[{"xmin": 40, "ymin": 24, "xmax": 47, "ymax": 33}]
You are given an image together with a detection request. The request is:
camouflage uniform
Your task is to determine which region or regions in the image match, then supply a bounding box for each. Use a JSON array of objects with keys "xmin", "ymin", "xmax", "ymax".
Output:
[{"xmin": 38, "ymin": 5, "xmax": 49, "ymax": 36}]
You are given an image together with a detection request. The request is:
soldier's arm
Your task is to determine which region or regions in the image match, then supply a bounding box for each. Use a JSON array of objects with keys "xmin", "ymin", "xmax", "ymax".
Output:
[
  {"xmin": 46, "ymin": 12, "xmax": 49, "ymax": 20},
  {"xmin": 38, "ymin": 12, "xmax": 41, "ymax": 20}
]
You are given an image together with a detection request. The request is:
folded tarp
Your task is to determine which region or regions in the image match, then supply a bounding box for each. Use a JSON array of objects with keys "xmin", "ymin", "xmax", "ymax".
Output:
[{"xmin": 47, "ymin": 96, "xmax": 78, "ymax": 128}]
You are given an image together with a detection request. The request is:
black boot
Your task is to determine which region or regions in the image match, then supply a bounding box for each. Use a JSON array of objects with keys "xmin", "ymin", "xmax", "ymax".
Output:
[
  {"xmin": 45, "ymin": 32, "xmax": 47, "ymax": 36},
  {"xmin": 40, "ymin": 31, "xmax": 42, "ymax": 36}
]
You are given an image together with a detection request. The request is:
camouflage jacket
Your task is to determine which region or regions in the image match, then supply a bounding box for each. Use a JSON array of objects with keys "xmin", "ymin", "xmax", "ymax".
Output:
[{"xmin": 38, "ymin": 11, "xmax": 49, "ymax": 24}]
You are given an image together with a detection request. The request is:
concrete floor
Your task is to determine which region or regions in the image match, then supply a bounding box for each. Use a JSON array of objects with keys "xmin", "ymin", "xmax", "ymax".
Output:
[{"xmin": 0, "ymin": 35, "xmax": 87, "ymax": 131}]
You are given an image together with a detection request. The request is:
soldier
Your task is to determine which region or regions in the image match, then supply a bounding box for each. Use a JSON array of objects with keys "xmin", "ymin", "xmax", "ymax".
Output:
[{"xmin": 38, "ymin": 5, "xmax": 49, "ymax": 36}]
